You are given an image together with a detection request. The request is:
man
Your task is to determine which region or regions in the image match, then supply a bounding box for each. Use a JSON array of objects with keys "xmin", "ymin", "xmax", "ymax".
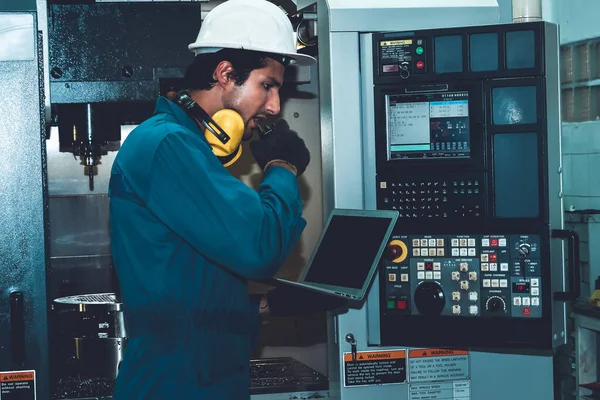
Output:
[{"xmin": 108, "ymin": 0, "xmax": 328, "ymax": 398}]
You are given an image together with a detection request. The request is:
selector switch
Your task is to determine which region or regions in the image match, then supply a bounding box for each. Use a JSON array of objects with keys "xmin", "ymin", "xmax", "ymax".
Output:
[{"xmin": 486, "ymin": 296, "xmax": 506, "ymax": 313}]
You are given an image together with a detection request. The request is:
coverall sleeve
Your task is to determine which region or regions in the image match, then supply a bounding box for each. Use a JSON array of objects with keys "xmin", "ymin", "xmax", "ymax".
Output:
[{"xmin": 146, "ymin": 131, "xmax": 306, "ymax": 281}]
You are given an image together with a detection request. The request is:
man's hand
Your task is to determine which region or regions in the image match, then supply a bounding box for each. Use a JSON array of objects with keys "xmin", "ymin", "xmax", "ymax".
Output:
[{"xmin": 249, "ymin": 120, "xmax": 310, "ymax": 177}]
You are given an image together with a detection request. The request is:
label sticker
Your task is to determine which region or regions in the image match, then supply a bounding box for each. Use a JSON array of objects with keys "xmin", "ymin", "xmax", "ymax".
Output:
[
  {"xmin": 409, "ymin": 381, "xmax": 471, "ymax": 400},
  {"xmin": 343, "ymin": 350, "xmax": 406, "ymax": 387},
  {"xmin": 0, "ymin": 370, "xmax": 36, "ymax": 400},
  {"xmin": 408, "ymin": 349, "xmax": 470, "ymax": 383}
]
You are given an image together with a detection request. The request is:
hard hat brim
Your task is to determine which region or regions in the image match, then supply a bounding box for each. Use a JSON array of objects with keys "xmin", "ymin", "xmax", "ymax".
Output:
[{"xmin": 189, "ymin": 43, "xmax": 316, "ymax": 66}]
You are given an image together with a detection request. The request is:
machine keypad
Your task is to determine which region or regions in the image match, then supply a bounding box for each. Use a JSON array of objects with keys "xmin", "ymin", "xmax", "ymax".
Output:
[{"xmin": 378, "ymin": 177, "xmax": 484, "ymax": 219}]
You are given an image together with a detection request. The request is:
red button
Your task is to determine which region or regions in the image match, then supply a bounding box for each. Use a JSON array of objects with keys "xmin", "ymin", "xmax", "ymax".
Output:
[
  {"xmin": 490, "ymin": 239, "xmax": 499, "ymax": 247},
  {"xmin": 489, "ymin": 254, "xmax": 497, "ymax": 262},
  {"xmin": 397, "ymin": 300, "xmax": 407, "ymax": 310},
  {"xmin": 416, "ymin": 61, "xmax": 425, "ymax": 70},
  {"xmin": 523, "ymin": 307, "xmax": 531, "ymax": 316}
]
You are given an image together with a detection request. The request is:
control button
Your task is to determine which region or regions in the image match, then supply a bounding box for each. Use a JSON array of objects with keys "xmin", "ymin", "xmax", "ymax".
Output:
[
  {"xmin": 433, "ymin": 262, "xmax": 441, "ymax": 270},
  {"xmin": 522, "ymin": 297, "xmax": 531, "ymax": 306},
  {"xmin": 490, "ymin": 263, "xmax": 498, "ymax": 272},
  {"xmin": 428, "ymin": 239, "xmax": 436, "ymax": 247},
  {"xmin": 434, "ymin": 271, "xmax": 441, "ymax": 280},
  {"xmin": 426, "ymin": 271, "xmax": 433, "ymax": 279},
  {"xmin": 420, "ymin": 249, "xmax": 428, "ymax": 256},
  {"xmin": 416, "ymin": 46, "xmax": 424, "ymax": 55},
  {"xmin": 460, "ymin": 281, "xmax": 469, "ymax": 291},
  {"xmin": 436, "ymin": 239, "xmax": 445, "ymax": 247},
  {"xmin": 468, "ymin": 239, "xmax": 476, "ymax": 247},
  {"xmin": 459, "ymin": 239, "xmax": 468, "ymax": 247},
  {"xmin": 491, "ymin": 279, "xmax": 499, "ymax": 288},
  {"xmin": 469, "ymin": 272, "xmax": 478, "ymax": 281},
  {"xmin": 500, "ymin": 263, "xmax": 509, "ymax": 272},
  {"xmin": 416, "ymin": 60, "xmax": 425, "ymax": 70},
  {"xmin": 523, "ymin": 307, "xmax": 531, "ymax": 316},
  {"xmin": 437, "ymin": 248, "xmax": 445, "ymax": 256},
  {"xmin": 381, "ymin": 182, "xmax": 388, "ymax": 189},
  {"xmin": 452, "ymin": 249, "xmax": 460, "ymax": 256},
  {"xmin": 396, "ymin": 300, "xmax": 407, "ymax": 310},
  {"xmin": 469, "ymin": 305, "xmax": 478, "ymax": 315},
  {"xmin": 481, "ymin": 254, "xmax": 489, "ymax": 262},
  {"xmin": 483, "ymin": 279, "xmax": 491, "ymax": 287},
  {"xmin": 413, "ymin": 239, "xmax": 420, "ymax": 247},
  {"xmin": 418, "ymin": 271, "xmax": 425, "ymax": 279},
  {"xmin": 459, "ymin": 262, "xmax": 469, "ymax": 272},
  {"xmin": 513, "ymin": 297, "xmax": 521, "ymax": 306},
  {"xmin": 452, "ymin": 271, "xmax": 460, "ymax": 281},
  {"xmin": 468, "ymin": 248, "xmax": 476, "ymax": 256},
  {"xmin": 500, "ymin": 279, "xmax": 508, "ymax": 288},
  {"xmin": 532, "ymin": 297, "xmax": 540, "ymax": 306},
  {"xmin": 490, "ymin": 238, "xmax": 499, "ymax": 247},
  {"xmin": 469, "ymin": 291, "xmax": 478, "ymax": 301},
  {"xmin": 480, "ymin": 263, "xmax": 489, "ymax": 271},
  {"xmin": 499, "ymin": 238, "xmax": 507, "ymax": 247},
  {"xmin": 452, "ymin": 291, "xmax": 461, "ymax": 301},
  {"xmin": 420, "ymin": 239, "xmax": 428, "ymax": 247},
  {"xmin": 388, "ymin": 300, "xmax": 395, "ymax": 309},
  {"xmin": 401, "ymin": 274, "xmax": 409, "ymax": 282},
  {"xmin": 460, "ymin": 248, "xmax": 468, "ymax": 256},
  {"xmin": 428, "ymin": 248, "xmax": 436, "ymax": 257},
  {"xmin": 451, "ymin": 239, "xmax": 459, "ymax": 247},
  {"xmin": 414, "ymin": 281, "xmax": 446, "ymax": 315},
  {"xmin": 531, "ymin": 287, "xmax": 539, "ymax": 296},
  {"xmin": 452, "ymin": 305, "xmax": 461, "ymax": 314},
  {"xmin": 389, "ymin": 273, "xmax": 397, "ymax": 282},
  {"xmin": 413, "ymin": 249, "xmax": 421, "ymax": 256},
  {"xmin": 489, "ymin": 254, "xmax": 497, "ymax": 262},
  {"xmin": 482, "ymin": 239, "xmax": 490, "ymax": 247},
  {"xmin": 417, "ymin": 262, "xmax": 425, "ymax": 270},
  {"xmin": 531, "ymin": 278, "xmax": 539, "ymax": 287}
]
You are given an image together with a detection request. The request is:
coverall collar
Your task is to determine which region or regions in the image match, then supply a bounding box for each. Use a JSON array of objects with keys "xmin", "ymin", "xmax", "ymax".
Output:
[{"xmin": 154, "ymin": 96, "xmax": 207, "ymax": 143}]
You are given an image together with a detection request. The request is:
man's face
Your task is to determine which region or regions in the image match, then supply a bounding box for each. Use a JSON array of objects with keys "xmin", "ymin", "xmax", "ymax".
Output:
[{"xmin": 222, "ymin": 58, "xmax": 285, "ymax": 140}]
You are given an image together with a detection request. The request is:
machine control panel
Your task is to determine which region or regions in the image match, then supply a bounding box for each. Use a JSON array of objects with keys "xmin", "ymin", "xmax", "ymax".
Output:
[
  {"xmin": 377, "ymin": 175, "xmax": 484, "ymax": 219},
  {"xmin": 379, "ymin": 37, "xmax": 428, "ymax": 78},
  {"xmin": 383, "ymin": 234, "xmax": 542, "ymax": 319}
]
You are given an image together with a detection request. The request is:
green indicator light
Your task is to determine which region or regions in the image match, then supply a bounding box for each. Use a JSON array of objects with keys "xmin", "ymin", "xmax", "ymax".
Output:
[{"xmin": 416, "ymin": 46, "xmax": 424, "ymax": 55}]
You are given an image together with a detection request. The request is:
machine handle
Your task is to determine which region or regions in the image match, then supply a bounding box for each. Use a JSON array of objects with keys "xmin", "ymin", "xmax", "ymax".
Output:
[
  {"xmin": 10, "ymin": 291, "xmax": 26, "ymax": 362},
  {"xmin": 552, "ymin": 229, "xmax": 580, "ymax": 302}
]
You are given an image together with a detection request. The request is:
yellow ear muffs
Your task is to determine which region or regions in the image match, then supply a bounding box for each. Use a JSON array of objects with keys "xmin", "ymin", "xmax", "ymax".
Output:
[{"xmin": 207, "ymin": 109, "xmax": 244, "ymax": 167}]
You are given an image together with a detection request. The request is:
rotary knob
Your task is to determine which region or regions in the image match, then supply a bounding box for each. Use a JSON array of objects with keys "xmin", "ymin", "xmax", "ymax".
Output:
[
  {"xmin": 518, "ymin": 243, "xmax": 531, "ymax": 257},
  {"xmin": 414, "ymin": 281, "xmax": 446, "ymax": 316},
  {"xmin": 485, "ymin": 296, "xmax": 506, "ymax": 313}
]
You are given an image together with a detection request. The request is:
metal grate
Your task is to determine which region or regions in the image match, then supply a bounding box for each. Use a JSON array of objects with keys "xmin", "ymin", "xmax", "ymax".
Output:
[{"xmin": 54, "ymin": 293, "xmax": 117, "ymax": 305}]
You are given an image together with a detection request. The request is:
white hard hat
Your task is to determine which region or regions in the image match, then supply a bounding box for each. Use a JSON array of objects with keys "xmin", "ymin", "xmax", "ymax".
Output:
[{"xmin": 188, "ymin": 0, "xmax": 315, "ymax": 66}]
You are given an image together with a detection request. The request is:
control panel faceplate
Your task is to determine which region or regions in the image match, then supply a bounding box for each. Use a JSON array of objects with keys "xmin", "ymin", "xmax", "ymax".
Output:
[{"xmin": 383, "ymin": 234, "xmax": 542, "ymax": 319}]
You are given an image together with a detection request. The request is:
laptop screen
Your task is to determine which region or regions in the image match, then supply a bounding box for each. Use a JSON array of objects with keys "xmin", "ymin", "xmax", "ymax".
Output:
[{"xmin": 300, "ymin": 209, "xmax": 398, "ymax": 298}]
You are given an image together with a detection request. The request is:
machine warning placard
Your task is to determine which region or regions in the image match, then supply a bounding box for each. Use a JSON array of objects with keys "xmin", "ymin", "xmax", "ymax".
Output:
[
  {"xmin": 408, "ymin": 349, "xmax": 470, "ymax": 383},
  {"xmin": 409, "ymin": 381, "xmax": 470, "ymax": 400},
  {"xmin": 343, "ymin": 350, "xmax": 406, "ymax": 387},
  {"xmin": 0, "ymin": 370, "xmax": 36, "ymax": 400}
]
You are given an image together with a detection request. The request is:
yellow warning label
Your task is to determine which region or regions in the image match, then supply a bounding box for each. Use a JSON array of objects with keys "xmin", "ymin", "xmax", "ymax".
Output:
[
  {"xmin": 0, "ymin": 371, "xmax": 35, "ymax": 382},
  {"xmin": 381, "ymin": 39, "xmax": 413, "ymax": 46},
  {"xmin": 344, "ymin": 350, "xmax": 406, "ymax": 362},
  {"xmin": 409, "ymin": 348, "xmax": 469, "ymax": 358}
]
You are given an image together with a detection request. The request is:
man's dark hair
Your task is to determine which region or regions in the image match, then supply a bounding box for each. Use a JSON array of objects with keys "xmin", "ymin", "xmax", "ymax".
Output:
[{"xmin": 184, "ymin": 49, "xmax": 287, "ymax": 91}]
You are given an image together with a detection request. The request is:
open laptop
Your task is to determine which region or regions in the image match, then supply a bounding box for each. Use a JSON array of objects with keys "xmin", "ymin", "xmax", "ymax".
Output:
[{"xmin": 266, "ymin": 208, "xmax": 399, "ymax": 302}]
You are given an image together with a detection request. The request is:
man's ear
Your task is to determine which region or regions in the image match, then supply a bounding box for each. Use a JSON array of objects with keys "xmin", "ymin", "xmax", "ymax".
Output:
[{"xmin": 213, "ymin": 61, "xmax": 236, "ymax": 89}]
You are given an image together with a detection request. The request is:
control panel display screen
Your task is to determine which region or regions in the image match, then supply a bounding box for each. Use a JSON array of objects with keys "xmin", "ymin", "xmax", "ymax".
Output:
[{"xmin": 385, "ymin": 91, "xmax": 470, "ymax": 160}]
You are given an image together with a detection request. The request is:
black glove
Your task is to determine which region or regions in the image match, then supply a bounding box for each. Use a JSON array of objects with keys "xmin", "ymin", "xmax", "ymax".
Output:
[
  {"xmin": 249, "ymin": 119, "xmax": 311, "ymax": 177},
  {"xmin": 266, "ymin": 283, "xmax": 348, "ymax": 317}
]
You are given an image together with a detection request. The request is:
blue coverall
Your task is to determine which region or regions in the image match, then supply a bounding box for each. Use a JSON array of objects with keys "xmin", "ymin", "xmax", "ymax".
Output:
[{"xmin": 108, "ymin": 96, "xmax": 306, "ymax": 399}]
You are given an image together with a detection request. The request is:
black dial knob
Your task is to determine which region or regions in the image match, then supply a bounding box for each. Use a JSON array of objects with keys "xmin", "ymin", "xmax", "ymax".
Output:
[
  {"xmin": 414, "ymin": 282, "xmax": 446, "ymax": 316},
  {"xmin": 385, "ymin": 244, "xmax": 403, "ymax": 261},
  {"xmin": 485, "ymin": 296, "xmax": 506, "ymax": 313},
  {"xmin": 518, "ymin": 243, "xmax": 531, "ymax": 257}
]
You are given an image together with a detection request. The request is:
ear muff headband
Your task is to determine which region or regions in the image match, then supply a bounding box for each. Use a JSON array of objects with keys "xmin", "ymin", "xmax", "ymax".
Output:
[{"xmin": 172, "ymin": 90, "xmax": 245, "ymax": 167}]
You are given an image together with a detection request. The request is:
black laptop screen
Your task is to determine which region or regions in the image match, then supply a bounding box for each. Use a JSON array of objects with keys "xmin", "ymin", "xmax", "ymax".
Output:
[{"xmin": 303, "ymin": 215, "xmax": 393, "ymax": 289}]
